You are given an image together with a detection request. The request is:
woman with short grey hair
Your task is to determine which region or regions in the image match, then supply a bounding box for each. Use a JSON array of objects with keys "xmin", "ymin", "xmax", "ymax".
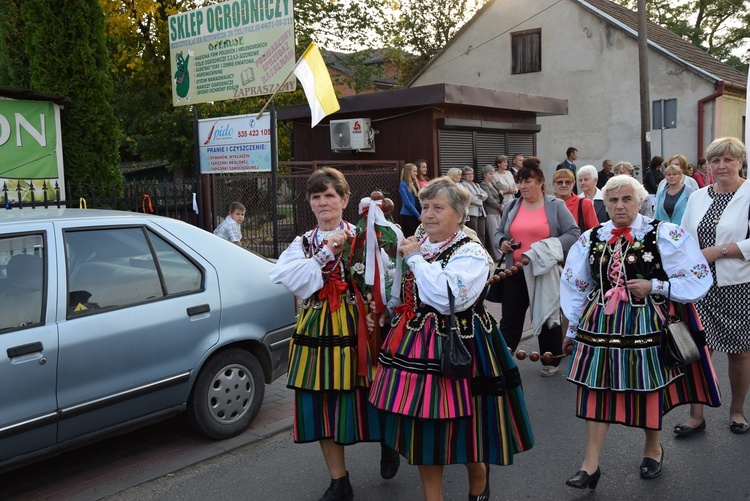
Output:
[
  {"xmin": 577, "ymin": 164, "xmax": 608, "ymax": 223},
  {"xmin": 370, "ymin": 176, "xmax": 534, "ymax": 500},
  {"xmin": 481, "ymin": 164, "xmax": 504, "ymax": 261}
]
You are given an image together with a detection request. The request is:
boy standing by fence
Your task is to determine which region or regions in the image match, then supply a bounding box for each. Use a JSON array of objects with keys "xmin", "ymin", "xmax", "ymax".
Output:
[{"xmin": 213, "ymin": 202, "xmax": 245, "ymax": 246}]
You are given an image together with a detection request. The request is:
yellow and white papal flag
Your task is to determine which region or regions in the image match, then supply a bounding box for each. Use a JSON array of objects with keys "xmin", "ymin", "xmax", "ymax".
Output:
[{"xmin": 293, "ymin": 42, "xmax": 340, "ymax": 128}]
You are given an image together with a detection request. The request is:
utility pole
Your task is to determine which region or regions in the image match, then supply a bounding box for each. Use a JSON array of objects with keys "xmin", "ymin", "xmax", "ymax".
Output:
[{"xmin": 637, "ymin": 0, "xmax": 651, "ymax": 176}]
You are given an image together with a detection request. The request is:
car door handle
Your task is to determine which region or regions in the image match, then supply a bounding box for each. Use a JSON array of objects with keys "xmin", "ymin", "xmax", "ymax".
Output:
[
  {"xmin": 7, "ymin": 342, "xmax": 44, "ymax": 358},
  {"xmin": 187, "ymin": 304, "xmax": 210, "ymax": 316}
]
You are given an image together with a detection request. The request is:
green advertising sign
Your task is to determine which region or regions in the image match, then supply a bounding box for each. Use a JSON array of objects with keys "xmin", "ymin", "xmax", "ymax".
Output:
[
  {"xmin": 168, "ymin": 0, "xmax": 297, "ymax": 106},
  {"xmin": 0, "ymin": 99, "xmax": 62, "ymax": 180}
]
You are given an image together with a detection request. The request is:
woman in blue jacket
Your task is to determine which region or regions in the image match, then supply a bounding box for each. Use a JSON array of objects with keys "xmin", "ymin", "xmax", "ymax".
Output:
[
  {"xmin": 398, "ymin": 163, "xmax": 421, "ymax": 237},
  {"xmin": 654, "ymin": 163, "xmax": 695, "ymax": 225}
]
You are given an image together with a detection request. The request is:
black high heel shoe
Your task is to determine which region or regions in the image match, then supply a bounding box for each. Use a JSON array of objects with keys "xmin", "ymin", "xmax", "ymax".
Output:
[
  {"xmin": 468, "ymin": 464, "xmax": 490, "ymax": 501},
  {"xmin": 565, "ymin": 468, "xmax": 601, "ymax": 490}
]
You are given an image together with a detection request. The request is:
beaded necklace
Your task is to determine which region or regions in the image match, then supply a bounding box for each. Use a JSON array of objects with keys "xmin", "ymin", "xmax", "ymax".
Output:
[
  {"xmin": 311, "ymin": 220, "xmax": 346, "ymax": 251},
  {"xmin": 419, "ymin": 231, "xmax": 460, "ymax": 261}
]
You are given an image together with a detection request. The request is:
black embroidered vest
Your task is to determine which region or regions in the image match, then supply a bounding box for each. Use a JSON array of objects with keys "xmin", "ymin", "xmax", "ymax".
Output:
[{"xmin": 588, "ymin": 222, "xmax": 668, "ymax": 305}]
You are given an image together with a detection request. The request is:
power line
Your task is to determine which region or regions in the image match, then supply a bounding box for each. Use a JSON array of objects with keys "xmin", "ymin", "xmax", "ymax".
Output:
[{"xmin": 421, "ymin": 0, "xmax": 563, "ymax": 75}]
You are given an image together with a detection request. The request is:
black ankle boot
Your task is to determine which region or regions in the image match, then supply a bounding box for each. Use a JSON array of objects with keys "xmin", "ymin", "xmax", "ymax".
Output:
[
  {"xmin": 380, "ymin": 443, "xmax": 401, "ymax": 479},
  {"xmin": 468, "ymin": 464, "xmax": 490, "ymax": 501},
  {"xmin": 319, "ymin": 472, "xmax": 354, "ymax": 501}
]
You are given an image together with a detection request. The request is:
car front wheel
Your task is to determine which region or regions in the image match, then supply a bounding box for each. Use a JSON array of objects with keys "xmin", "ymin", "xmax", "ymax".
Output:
[{"xmin": 187, "ymin": 348, "xmax": 264, "ymax": 439}]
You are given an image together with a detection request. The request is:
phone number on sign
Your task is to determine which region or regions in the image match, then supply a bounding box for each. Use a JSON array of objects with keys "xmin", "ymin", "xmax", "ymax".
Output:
[{"xmin": 237, "ymin": 129, "xmax": 271, "ymax": 137}]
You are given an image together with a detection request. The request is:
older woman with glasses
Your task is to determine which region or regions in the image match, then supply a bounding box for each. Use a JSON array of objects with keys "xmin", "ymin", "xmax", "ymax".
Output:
[{"xmin": 554, "ymin": 169, "xmax": 598, "ymax": 231}]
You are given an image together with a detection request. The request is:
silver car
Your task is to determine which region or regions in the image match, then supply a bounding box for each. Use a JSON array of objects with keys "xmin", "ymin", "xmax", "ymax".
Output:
[{"xmin": 0, "ymin": 208, "xmax": 295, "ymax": 471}]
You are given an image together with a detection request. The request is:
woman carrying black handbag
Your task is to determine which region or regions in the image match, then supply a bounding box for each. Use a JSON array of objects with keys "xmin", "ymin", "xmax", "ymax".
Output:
[{"xmin": 368, "ymin": 177, "xmax": 534, "ymax": 501}]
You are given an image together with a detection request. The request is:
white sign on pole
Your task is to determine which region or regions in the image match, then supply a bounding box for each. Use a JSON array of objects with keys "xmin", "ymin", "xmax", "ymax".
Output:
[
  {"xmin": 168, "ymin": 0, "xmax": 296, "ymax": 106},
  {"xmin": 198, "ymin": 113, "xmax": 272, "ymax": 173}
]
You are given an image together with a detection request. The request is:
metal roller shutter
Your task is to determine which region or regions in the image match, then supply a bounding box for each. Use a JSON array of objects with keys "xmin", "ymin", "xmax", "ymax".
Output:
[{"xmin": 437, "ymin": 130, "xmax": 474, "ymax": 176}]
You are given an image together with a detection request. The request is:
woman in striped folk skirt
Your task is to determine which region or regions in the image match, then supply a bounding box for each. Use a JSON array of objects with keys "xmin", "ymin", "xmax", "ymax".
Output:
[
  {"xmin": 269, "ymin": 168, "xmax": 400, "ymax": 501},
  {"xmin": 560, "ymin": 176, "xmax": 720, "ymax": 490},
  {"xmin": 369, "ymin": 178, "xmax": 534, "ymax": 501}
]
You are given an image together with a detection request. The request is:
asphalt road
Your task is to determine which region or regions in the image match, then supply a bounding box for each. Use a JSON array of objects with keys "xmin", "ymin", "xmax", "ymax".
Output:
[{"xmin": 102, "ymin": 335, "xmax": 750, "ymax": 501}]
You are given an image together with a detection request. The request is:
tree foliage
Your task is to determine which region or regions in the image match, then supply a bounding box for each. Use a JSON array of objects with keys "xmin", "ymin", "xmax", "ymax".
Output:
[
  {"xmin": 0, "ymin": 0, "xmax": 122, "ymax": 189},
  {"xmin": 102, "ymin": 0, "xmax": 311, "ymax": 173},
  {"xmin": 613, "ymin": 0, "xmax": 749, "ymax": 72}
]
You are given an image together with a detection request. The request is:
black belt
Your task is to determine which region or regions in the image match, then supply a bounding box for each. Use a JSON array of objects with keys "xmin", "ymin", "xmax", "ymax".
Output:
[
  {"xmin": 292, "ymin": 333, "xmax": 357, "ymax": 348},
  {"xmin": 575, "ymin": 331, "xmax": 661, "ymax": 348}
]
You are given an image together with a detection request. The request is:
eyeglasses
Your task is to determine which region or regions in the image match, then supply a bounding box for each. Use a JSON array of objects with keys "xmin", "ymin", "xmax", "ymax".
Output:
[{"xmin": 555, "ymin": 180, "xmax": 573, "ymax": 185}]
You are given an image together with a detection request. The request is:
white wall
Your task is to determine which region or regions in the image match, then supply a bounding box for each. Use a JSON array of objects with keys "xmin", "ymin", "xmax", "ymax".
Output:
[{"xmin": 413, "ymin": 0, "xmax": 718, "ymax": 182}]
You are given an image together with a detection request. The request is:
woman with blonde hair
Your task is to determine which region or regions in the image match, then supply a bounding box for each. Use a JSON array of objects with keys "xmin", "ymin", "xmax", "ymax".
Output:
[
  {"xmin": 658, "ymin": 154, "xmax": 699, "ymax": 191},
  {"xmin": 678, "ymin": 136, "xmax": 750, "ymax": 436},
  {"xmin": 654, "ymin": 163, "xmax": 695, "ymax": 224},
  {"xmin": 399, "ymin": 163, "xmax": 421, "ymax": 237},
  {"xmin": 446, "ymin": 168, "xmax": 463, "ymax": 183}
]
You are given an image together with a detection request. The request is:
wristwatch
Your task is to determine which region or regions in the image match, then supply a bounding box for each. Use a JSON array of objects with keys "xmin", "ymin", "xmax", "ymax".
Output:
[{"xmin": 721, "ymin": 245, "xmax": 728, "ymax": 257}]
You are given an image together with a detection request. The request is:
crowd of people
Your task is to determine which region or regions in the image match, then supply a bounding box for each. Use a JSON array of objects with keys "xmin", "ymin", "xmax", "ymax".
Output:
[{"xmin": 265, "ymin": 136, "xmax": 749, "ymax": 500}]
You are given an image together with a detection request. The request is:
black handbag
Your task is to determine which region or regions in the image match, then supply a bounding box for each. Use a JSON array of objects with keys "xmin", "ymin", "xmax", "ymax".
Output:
[
  {"xmin": 485, "ymin": 265, "xmax": 505, "ymax": 303},
  {"xmin": 441, "ymin": 285, "xmax": 472, "ymax": 379},
  {"xmin": 660, "ymin": 284, "xmax": 700, "ymax": 370}
]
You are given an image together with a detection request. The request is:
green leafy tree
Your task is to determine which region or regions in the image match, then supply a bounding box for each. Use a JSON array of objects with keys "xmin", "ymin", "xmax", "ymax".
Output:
[
  {"xmin": 102, "ymin": 0, "xmax": 308, "ymax": 173},
  {"xmin": 0, "ymin": 0, "xmax": 30, "ymax": 86},
  {"xmin": 613, "ymin": 0, "xmax": 749, "ymax": 72},
  {"xmin": 0, "ymin": 0, "xmax": 122, "ymax": 191}
]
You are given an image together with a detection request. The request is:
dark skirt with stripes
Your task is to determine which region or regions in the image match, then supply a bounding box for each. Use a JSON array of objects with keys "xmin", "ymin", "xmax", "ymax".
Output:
[
  {"xmin": 288, "ymin": 294, "xmax": 382, "ymax": 444},
  {"xmin": 369, "ymin": 307, "xmax": 534, "ymax": 465},
  {"xmin": 571, "ymin": 300, "xmax": 721, "ymax": 430}
]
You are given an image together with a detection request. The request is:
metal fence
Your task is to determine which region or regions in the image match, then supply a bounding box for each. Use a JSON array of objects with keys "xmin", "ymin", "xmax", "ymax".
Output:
[
  {"xmin": 3, "ymin": 162, "xmax": 402, "ymax": 259},
  {"xmin": 210, "ymin": 161, "xmax": 403, "ymax": 257},
  {"xmin": 2, "ymin": 179, "xmax": 201, "ymax": 226}
]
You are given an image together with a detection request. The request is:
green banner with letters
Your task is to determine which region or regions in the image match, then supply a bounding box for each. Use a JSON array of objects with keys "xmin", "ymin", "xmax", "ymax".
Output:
[{"xmin": 0, "ymin": 99, "xmax": 61, "ymax": 179}]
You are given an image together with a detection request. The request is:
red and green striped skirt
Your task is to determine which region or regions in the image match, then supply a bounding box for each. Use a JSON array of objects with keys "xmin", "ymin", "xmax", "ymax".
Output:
[{"xmin": 369, "ymin": 309, "xmax": 534, "ymax": 465}]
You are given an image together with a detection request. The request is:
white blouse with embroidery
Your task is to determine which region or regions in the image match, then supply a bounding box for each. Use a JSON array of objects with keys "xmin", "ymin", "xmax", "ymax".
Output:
[
  {"xmin": 560, "ymin": 214, "xmax": 712, "ymax": 338},
  {"xmin": 403, "ymin": 232, "xmax": 491, "ymax": 315},
  {"xmin": 268, "ymin": 222, "xmax": 357, "ymax": 299}
]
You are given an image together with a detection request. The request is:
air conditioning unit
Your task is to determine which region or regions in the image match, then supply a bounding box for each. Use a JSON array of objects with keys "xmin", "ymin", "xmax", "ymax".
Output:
[{"xmin": 330, "ymin": 118, "xmax": 375, "ymax": 152}]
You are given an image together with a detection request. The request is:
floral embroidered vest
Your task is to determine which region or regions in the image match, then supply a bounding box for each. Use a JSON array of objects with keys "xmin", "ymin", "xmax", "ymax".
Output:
[
  {"xmin": 588, "ymin": 222, "xmax": 668, "ymax": 306},
  {"xmin": 400, "ymin": 236, "xmax": 477, "ymax": 337}
]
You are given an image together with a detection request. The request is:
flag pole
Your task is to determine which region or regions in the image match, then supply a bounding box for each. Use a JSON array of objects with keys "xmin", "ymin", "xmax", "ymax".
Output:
[{"xmin": 255, "ymin": 43, "xmax": 313, "ymax": 119}]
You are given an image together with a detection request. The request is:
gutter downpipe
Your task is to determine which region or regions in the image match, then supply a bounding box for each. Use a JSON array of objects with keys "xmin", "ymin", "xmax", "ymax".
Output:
[{"xmin": 697, "ymin": 81, "xmax": 724, "ymax": 160}]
